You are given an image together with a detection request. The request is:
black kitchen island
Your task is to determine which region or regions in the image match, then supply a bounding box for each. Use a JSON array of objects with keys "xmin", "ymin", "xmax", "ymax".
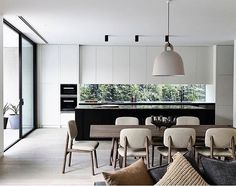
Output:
[{"xmin": 75, "ymin": 102, "xmax": 215, "ymax": 140}]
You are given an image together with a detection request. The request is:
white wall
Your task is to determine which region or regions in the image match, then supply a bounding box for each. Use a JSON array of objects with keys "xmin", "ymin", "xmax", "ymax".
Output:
[
  {"xmin": 0, "ymin": 16, "xmax": 4, "ymax": 156},
  {"xmin": 214, "ymin": 45, "xmax": 234, "ymax": 125}
]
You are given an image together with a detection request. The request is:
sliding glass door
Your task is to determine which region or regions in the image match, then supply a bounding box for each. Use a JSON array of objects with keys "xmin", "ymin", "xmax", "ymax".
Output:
[{"xmin": 20, "ymin": 37, "xmax": 35, "ymax": 136}]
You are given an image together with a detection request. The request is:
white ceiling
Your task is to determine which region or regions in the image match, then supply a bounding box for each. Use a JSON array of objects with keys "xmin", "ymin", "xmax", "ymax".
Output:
[{"xmin": 1, "ymin": 0, "xmax": 236, "ymax": 46}]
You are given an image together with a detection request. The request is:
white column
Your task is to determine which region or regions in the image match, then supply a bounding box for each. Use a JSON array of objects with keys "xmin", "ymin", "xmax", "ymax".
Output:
[
  {"xmin": 233, "ymin": 41, "xmax": 236, "ymax": 127},
  {"xmin": 0, "ymin": 16, "xmax": 4, "ymax": 156}
]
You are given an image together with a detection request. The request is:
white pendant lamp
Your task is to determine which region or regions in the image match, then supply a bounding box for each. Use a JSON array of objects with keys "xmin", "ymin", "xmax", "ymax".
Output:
[{"xmin": 152, "ymin": 0, "xmax": 184, "ymax": 76}]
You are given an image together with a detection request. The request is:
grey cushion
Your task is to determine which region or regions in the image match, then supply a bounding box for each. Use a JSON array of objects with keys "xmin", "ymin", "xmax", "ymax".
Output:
[{"xmin": 200, "ymin": 155, "xmax": 236, "ymax": 185}]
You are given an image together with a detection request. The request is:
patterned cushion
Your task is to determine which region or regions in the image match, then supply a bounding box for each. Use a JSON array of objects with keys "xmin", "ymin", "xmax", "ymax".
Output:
[
  {"xmin": 102, "ymin": 159, "xmax": 153, "ymax": 185},
  {"xmin": 155, "ymin": 152, "xmax": 208, "ymax": 186}
]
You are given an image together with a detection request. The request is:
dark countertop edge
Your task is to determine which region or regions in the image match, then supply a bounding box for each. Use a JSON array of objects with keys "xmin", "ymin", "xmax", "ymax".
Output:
[{"xmin": 78, "ymin": 102, "xmax": 215, "ymax": 105}]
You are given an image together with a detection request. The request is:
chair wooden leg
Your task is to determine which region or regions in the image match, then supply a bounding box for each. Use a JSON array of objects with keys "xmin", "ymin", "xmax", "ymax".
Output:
[
  {"xmin": 118, "ymin": 155, "xmax": 123, "ymax": 168},
  {"xmin": 91, "ymin": 152, "xmax": 95, "ymax": 176},
  {"xmin": 62, "ymin": 151, "xmax": 67, "ymax": 174},
  {"xmin": 123, "ymin": 154, "xmax": 127, "ymax": 168},
  {"xmin": 159, "ymin": 154, "xmax": 162, "ymax": 166},
  {"xmin": 151, "ymin": 145, "xmax": 154, "ymax": 167},
  {"xmin": 94, "ymin": 150, "xmax": 98, "ymax": 168},
  {"xmin": 113, "ymin": 140, "xmax": 118, "ymax": 168},
  {"xmin": 110, "ymin": 138, "xmax": 115, "ymax": 165},
  {"xmin": 68, "ymin": 152, "xmax": 72, "ymax": 167}
]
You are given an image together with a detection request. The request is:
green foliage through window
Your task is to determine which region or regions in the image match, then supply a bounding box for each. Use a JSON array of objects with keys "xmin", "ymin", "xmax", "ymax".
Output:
[{"xmin": 80, "ymin": 84, "xmax": 206, "ymax": 102}]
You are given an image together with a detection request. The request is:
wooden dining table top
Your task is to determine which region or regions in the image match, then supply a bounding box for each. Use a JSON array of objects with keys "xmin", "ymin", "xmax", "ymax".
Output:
[{"xmin": 90, "ymin": 124, "xmax": 233, "ymax": 139}]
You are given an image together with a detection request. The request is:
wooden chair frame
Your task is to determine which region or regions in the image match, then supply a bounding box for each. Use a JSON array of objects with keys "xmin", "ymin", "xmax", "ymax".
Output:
[{"xmin": 62, "ymin": 133, "xmax": 98, "ymax": 175}]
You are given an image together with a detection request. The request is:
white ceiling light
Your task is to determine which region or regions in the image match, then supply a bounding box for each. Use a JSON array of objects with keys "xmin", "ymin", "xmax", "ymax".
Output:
[{"xmin": 152, "ymin": 0, "xmax": 184, "ymax": 76}]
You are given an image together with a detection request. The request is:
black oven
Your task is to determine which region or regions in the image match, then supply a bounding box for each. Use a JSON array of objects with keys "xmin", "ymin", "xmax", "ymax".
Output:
[
  {"xmin": 61, "ymin": 97, "xmax": 77, "ymax": 111},
  {"xmin": 60, "ymin": 84, "xmax": 77, "ymax": 111},
  {"xmin": 61, "ymin": 84, "xmax": 77, "ymax": 95}
]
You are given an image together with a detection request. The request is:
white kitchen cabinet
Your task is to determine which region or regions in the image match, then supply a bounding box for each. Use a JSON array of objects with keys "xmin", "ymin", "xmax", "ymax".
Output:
[
  {"xmin": 80, "ymin": 46, "xmax": 97, "ymax": 84},
  {"xmin": 39, "ymin": 83, "xmax": 60, "ymax": 127},
  {"xmin": 196, "ymin": 47, "xmax": 213, "ymax": 84},
  {"xmin": 38, "ymin": 44, "xmax": 79, "ymax": 127},
  {"xmin": 39, "ymin": 45, "xmax": 60, "ymax": 84},
  {"xmin": 96, "ymin": 46, "xmax": 112, "ymax": 83},
  {"xmin": 60, "ymin": 112, "xmax": 75, "ymax": 127},
  {"xmin": 112, "ymin": 46, "xmax": 130, "ymax": 84},
  {"xmin": 60, "ymin": 45, "xmax": 79, "ymax": 84},
  {"xmin": 216, "ymin": 45, "xmax": 233, "ymax": 75},
  {"xmin": 130, "ymin": 47, "xmax": 147, "ymax": 84}
]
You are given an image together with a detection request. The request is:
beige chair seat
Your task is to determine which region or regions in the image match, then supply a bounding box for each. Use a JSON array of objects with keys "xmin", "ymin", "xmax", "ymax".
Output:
[
  {"xmin": 157, "ymin": 146, "xmax": 189, "ymax": 156},
  {"xmin": 196, "ymin": 147, "xmax": 233, "ymax": 157},
  {"xmin": 118, "ymin": 147, "xmax": 146, "ymax": 157},
  {"xmin": 73, "ymin": 141, "xmax": 99, "ymax": 151}
]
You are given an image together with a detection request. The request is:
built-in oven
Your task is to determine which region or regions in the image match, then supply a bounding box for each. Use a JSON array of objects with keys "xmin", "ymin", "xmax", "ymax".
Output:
[
  {"xmin": 60, "ymin": 84, "xmax": 77, "ymax": 111},
  {"xmin": 61, "ymin": 97, "xmax": 77, "ymax": 111},
  {"xmin": 61, "ymin": 84, "xmax": 77, "ymax": 95}
]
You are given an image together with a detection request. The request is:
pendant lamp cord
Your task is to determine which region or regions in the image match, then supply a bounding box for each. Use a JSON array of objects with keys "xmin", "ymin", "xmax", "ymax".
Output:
[{"xmin": 166, "ymin": 0, "xmax": 170, "ymax": 46}]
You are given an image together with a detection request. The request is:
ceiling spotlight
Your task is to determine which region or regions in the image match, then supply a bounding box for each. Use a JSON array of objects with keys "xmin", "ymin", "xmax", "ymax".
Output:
[
  {"xmin": 135, "ymin": 35, "xmax": 139, "ymax": 42},
  {"xmin": 105, "ymin": 35, "xmax": 109, "ymax": 42}
]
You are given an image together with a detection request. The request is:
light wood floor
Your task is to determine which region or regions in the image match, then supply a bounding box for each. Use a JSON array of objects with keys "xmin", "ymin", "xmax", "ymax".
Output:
[{"xmin": 0, "ymin": 128, "xmax": 162, "ymax": 186}]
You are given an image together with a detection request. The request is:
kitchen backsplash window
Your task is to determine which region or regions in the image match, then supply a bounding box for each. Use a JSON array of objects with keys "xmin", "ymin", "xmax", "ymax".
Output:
[{"xmin": 79, "ymin": 84, "xmax": 206, "ymax": 102}]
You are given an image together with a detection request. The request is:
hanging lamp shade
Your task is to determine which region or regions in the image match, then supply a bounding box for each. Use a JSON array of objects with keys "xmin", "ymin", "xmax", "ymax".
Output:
[{"xmin": 152, "ymin": 43, "xmax": 184, "ymax": 76}]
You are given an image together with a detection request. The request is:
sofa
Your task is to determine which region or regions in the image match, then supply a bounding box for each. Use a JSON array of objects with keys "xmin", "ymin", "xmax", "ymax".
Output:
[{"xmin": 95, "ymin": 151, "xmax": 236, "ymax": 185}]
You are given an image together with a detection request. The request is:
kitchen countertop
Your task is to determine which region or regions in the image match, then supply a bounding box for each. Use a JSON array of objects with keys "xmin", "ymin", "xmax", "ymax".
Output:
[
  {"xmin": 78, "ymin": 101, "xmax": 215, "ymax": 105},
  {"xmin": 76, "ymin": 104, "xmax": 206, "ymax": 110}
]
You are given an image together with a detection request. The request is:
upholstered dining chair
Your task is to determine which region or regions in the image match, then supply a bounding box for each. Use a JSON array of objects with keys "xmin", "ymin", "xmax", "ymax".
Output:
[
  {"xmin": 157, "ymin": 128, "xmax": 196, "ymax": 165},
  {"xmin": 62, "ymin": 120, "xmax": 99, "ymax": 175},
  {"xmin": 176, "ymin": 116, "xmax": 200, "ymax": 125},
  {"xmin": 196, "ymin": 128, "xmax": 236, "ymax": 163},
  {"xmin": 110, "ymin": 116, "xmax": 139, "ymax": 167},
  {"xmin": 116, "ymin": 128, "xmax": 152, "ymax": 168},
  {"xmin": 145, "ymin": 116, "xmax": 164, "ymax": 167}
]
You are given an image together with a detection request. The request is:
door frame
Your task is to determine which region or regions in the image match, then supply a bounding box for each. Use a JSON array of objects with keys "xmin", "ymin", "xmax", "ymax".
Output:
[{"xmin": 3, "ymin": 19, "xmax": 37, "ymax": 150}]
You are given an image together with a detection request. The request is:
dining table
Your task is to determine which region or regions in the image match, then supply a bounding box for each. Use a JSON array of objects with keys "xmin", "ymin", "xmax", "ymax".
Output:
[{"xmin": 90, "ymin": 124, "xmax": 232, "ymax": 139}]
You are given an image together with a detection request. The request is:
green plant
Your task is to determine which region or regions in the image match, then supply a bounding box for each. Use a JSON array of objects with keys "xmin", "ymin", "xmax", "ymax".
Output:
[
  {"xmin": 3, "ymin": 103, "xmax": 9, "ymax": 115},
  {"xmin": 9, "ymin": 104, "xmax": 19, "ymax": 115}
]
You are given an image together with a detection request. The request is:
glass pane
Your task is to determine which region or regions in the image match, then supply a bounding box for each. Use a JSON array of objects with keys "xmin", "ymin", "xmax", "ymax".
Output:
[
  {"xmin": 22, "ymin": 38, "xmax": 34, "ymax": 135},
  {"xmin": 3, "ymin": 24, "xmax": 20, "ymax": 148}
]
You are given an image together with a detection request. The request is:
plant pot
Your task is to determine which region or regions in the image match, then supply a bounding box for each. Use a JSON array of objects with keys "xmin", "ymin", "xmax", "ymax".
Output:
[
  {"xmin": 9, "ymin": 114, "xmax": 19, "ymax": 129},
  {"xmin": 3, "ymin": 117, "xmax": 8, "ymax": 129}
]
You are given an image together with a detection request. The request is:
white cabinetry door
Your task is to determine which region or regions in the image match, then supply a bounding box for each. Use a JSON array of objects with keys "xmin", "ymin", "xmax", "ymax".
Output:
[
  {"xmin": 39, "ymin": 83, "xmax": 60, "ymax": 127},
  {"xmin": 60, "ymin": 45, "xmax": 79, "ymax": 84},
  {"xmin": 130, "ymin": 47, "xmax": 147, "ymax": 84},
  {"xmin": 40, "ymin": 45, "xmax": 60, "ymax": 84},
  {"xmin": 112, "ymin": 46, "xmax": 130, "ymax": 84},
  {"xmin": 196, "ymin": 47, "xmax": 213, "ymax": 84},
  {"xmin": 80, "ymin": 46, "xmax": 96, "ymax": 84},
  {"xmin": 38, "ymin": 45, "xmax": 60, "ymax": 127},
  {"xmin": 96, "ymin": 46, "xmax": 112, "ymax": 83}
]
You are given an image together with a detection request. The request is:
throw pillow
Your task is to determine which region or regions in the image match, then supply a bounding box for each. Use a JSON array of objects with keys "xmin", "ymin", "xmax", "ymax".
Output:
[
  {"xmin": 148, "ymin": 150, "xmax": 203, "ymax": 183},
  {"xmin": 102, "ymin": 159, "xmax": 153, "ymax": 185},
  {"xmin": 155, "ymin": 152, "xmax": 208, "ymax": 186},
  {"xmin": 200, "ymin": 155, "xmax": 236, "ymax": 185}
]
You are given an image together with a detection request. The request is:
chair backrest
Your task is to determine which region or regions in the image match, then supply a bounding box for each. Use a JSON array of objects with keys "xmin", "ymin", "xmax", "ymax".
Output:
[
  {"xmin": 176, "ymin": 116, "xmax": 200, "ymax": 126},
  {"xmin": 145, "ymin": 117, "xmax": 154, "ymax": 125},
  {"xmin": 67, "ymin": 120, "xmax": 78, "ymax": 140},
  {"xmin": 115, "ymin": 117, "xmax": 139, "ymax": 125},
  {"xmin": 164, "ymin": 128, "xmax": 196, "ymax": 148},
  {"xmin": 120, "ymin": 128, "xmax": 152, "ymax": 149},
  {"xmin": 205, "ymin": 128, "xmax": 236, "ymax": 148}
]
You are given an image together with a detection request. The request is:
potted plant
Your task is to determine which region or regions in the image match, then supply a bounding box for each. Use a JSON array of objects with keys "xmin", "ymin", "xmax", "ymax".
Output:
[
  {"xmin": 3, "ymin": 103, "xmax": 9, "ymax": 129},
  {"xmin": 8, "ymin": 104, "xmax": 19, "ymax": 129}
]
